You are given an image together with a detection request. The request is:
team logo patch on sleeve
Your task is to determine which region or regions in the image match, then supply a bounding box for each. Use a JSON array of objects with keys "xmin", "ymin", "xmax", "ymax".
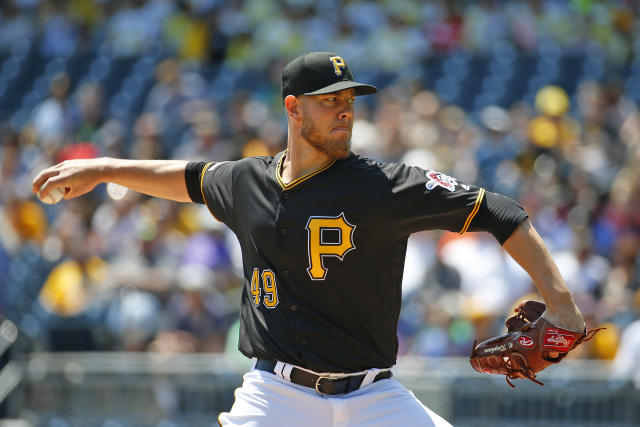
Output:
[
  {"xmin": 425, "ymin": 171, "xmax": 469, "ymax": 192},
  {"xmin": 543, "ymin": 328, "xmax": 576, "ymax": 352}
]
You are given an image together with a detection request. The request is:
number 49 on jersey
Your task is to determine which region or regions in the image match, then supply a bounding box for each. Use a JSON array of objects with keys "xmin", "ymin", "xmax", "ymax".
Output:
[{"xmin": 251, "ymin": 268, "xmax": 279, "ymax": 308}]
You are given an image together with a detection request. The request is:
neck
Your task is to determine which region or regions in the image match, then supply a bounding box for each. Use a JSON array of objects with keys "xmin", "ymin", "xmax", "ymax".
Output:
[{"xmin": 280, "ymin": 136, "xmax": 332, "ymax": 184}]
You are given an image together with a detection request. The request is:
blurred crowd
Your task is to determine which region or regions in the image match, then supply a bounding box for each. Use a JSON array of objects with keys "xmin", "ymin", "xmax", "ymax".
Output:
[
  {"xmin": 1, "ymin": 0, "xmax": 640, "ymax": 377},
  {"xmin": 1, "ymin": 0, "xmax": 636, "ymax": 66}
]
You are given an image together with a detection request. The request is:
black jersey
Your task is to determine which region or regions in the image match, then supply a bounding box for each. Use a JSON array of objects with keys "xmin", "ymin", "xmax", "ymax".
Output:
[{"xmin": 199, "ymin": 151, "xmax": 503, "ymax": 373}]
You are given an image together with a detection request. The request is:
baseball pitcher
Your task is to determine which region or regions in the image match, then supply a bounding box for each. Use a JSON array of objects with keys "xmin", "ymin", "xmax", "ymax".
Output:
[{"xmin": 33, "ymin": 52, "xmax": 593, "ymax": 426}]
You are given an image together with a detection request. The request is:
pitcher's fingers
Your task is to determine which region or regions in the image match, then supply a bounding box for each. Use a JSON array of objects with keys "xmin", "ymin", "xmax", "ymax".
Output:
[
  {"xmin": 39, "ymin": 176, "xmax": 66, "ymax": 198},
  {"xmin": 32, "ymin": 169, "xmax": 60, "ymax": 193}
]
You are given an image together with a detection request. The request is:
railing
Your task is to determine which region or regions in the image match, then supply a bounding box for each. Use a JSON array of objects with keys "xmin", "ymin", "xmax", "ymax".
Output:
[{"xmin": 3, "ymin": 353, "xmax": 639, "ymax": 427}]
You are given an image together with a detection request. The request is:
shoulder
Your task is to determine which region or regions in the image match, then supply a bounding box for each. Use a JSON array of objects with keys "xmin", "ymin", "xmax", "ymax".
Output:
[
  {"xmin": 344, "ymin": 154, "xmax": 475, "ymax": 193},
  {"xmin": 337, "ymin": 153, "xmax": 401, "ymax": 179},
  {"xmin": 236, "ymin": 155, "xmax": 275, "ymax": 171},
  {"xmin": 233, "ymin": 155, "xmax": 276, "ymax": 168},
  {"xmin": 344, "ymin": 154, "xmax": 436, "ymax": 188},
  {"xmin": 208, "ymin": 155, "xmax": 276, "ymax": 174}
]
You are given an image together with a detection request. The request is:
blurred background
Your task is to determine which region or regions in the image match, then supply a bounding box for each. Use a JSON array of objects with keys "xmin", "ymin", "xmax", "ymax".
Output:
[{"xmin": 1, "ymin": 0, "xmax": 640, "ymax": 426}]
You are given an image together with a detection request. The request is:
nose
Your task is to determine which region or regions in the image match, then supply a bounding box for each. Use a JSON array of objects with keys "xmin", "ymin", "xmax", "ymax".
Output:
[{"xmin": 338, "ymin": 101, "xmax": 353, "ymax": 121}]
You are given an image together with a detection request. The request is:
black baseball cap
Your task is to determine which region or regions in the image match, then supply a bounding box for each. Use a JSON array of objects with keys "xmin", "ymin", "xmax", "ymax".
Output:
[{"xmin": 281, "ymin": 52, "xmax": 377, "ymax": 101}]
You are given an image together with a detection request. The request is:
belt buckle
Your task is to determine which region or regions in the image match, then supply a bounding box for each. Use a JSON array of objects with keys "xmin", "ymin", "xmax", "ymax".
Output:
[{"xmin": 314, "ymin": 375, "xmax": 332, "ymax": 395}]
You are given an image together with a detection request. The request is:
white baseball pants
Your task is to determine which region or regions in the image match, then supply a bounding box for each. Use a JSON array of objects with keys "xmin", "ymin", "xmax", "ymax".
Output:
[{"xmin": 218, "ymin": 369, "xmax": 452, "ymax": 427}]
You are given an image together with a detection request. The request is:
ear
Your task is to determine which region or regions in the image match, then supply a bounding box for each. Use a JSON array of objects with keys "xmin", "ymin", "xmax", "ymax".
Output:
[{"xmin": 284, "ymin": 95, "xmax": 301, "ymax": 120}]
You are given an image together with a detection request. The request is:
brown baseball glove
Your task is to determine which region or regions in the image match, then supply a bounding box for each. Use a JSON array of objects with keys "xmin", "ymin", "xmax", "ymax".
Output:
[{"xmin": 469, "ymin": 300, "xmax": 603, "ymax": 387}]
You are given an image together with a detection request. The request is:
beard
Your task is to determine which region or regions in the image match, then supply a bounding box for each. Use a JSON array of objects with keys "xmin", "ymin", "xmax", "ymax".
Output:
[{"xmin": 301, "ymin": 114, "xmax": 352, "ymax": 160}]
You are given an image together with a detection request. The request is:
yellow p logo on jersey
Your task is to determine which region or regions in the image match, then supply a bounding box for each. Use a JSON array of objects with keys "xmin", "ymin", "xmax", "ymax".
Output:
[
  {"xmin": 330, "ymin": 56, "xmax": 347, "ymax": 76},
  {"xmin": 306, "ymin": 213, "xmax": 356, "ymax": 280}
]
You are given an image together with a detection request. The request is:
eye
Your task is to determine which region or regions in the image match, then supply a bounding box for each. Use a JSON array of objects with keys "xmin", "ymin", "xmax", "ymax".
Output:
[{"xmin": 348, "ymin": 98, "xmax": 356, "ymax": 105}]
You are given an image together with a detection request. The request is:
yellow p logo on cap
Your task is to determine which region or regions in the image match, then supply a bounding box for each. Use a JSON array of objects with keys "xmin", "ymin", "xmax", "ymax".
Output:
[{"xmin": 330, "ymin": 56, "xmax": 347, "ymax": 76}]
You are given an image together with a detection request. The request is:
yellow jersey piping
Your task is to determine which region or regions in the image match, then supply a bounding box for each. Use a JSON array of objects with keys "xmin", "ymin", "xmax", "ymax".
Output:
[
  {"xmin": 275, "ymin": 151, "xmax": 336, "ymax": 190},
  {"xmin": 200, "ymin": 161, "xmax": 223, "ymax": 223},
  {"xmin": 459, "ymin": 188, "xmax": 485, "ymax": 234}
]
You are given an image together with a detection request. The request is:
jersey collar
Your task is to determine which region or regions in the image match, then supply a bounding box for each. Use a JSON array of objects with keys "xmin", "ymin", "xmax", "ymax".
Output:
[{"xmin": 275, "ymin": 150, "xmax": 336, "ymax": 190}]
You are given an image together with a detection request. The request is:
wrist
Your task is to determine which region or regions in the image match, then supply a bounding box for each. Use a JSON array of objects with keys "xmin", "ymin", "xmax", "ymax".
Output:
[
  {"xmin": 96, "ymin": 157, "xmax": 117, "ymax": 183},
  {"xmin": 541, "ymin": 303, "xmax": 585, "ymax": 333}
]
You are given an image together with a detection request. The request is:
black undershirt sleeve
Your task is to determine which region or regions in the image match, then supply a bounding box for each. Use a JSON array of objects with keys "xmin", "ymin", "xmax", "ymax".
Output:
[
  {"xmin": 468, "ymin": 190, "xmax": 529, "ymax": 245},
  {"xmin": 184, "ymin": 161, "xmax": 207, "ymax": 204}
]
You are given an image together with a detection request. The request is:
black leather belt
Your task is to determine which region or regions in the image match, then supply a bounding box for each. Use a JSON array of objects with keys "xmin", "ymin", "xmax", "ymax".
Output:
[{"xmin": 254, "ymin": 359, "xmax": 392, "ymax": 395}]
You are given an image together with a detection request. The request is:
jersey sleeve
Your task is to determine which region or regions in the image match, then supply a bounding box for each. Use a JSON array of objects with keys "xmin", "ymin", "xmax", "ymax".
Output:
[
  {"xmin": 388, "ymin": 164, "xmax": 485, "ymax": 236},
  {"xmin": 200, "ymin": 161, "xmax": 236, "ymax": 227},
  {"xmin": 467, "ymin": 190, "xmax": 529, "ymax": 244}
]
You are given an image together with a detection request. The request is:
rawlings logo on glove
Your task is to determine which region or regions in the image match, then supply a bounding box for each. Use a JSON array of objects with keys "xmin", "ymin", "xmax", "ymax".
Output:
[
  {"xmin": 518, "ymin": 336, "xmax": 534, "ymax": 348},
  {"xmin": 543, "ymin": 329, "xmax": 575, "ymax": 351},
  {"xmin": 469, "ymin": 300, "xmax": 604, "ymax": 388}
]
